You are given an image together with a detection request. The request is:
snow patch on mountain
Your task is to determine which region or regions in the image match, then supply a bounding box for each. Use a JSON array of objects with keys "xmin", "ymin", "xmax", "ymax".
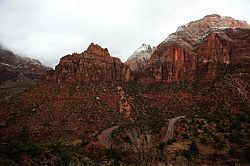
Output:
[{"xmin": 128, "ymin": 44, "xmax": 155, "ymax": 60}]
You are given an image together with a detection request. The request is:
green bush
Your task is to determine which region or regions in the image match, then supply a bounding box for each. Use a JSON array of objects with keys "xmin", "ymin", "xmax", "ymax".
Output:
[
  {"xmin": 242, "ymin": 148, "xmax": 250, "ymax": 162},
  {"xmin": 0, "ymin": 158, "xmax": 16, "ymax": 166},
  {"xmin": 189, "ymin": 140, "xmax": 198, "ymax": 154},
  {"xmin": 49, "ymin": 140, "xmax": 63, "ymax": 153},
  {"xmin": 48, "ymin": 140, "xmax": 75, "ymax": 165},
  {"xmin": 199, "ymin": 137, "xmax": 207, "ymax": 145},
  {"xmin": 19, "ymin": 126, "xmax": 30, "ymax": 142},
  {"xmin": 229, "ymin": 146, "xmax": 237, "ymax": 157},
  {"xmin": 105, "ymin": 149, "xmax": 124, "ymax": 161},
  {"xmin": 159, "ymin": 142, "xmax": 166, "ymax": 151},
  {"xmin": 213, "ymin": 135, "xmax": 221, "ymax": 144},
  {"xmin": 203, "ymin": 127, "xmax": 211, "ymax": 135},
  {"xmin": 7, "ymin": 139, "xmax": 25, "ymax": 162},
  {"xmin": 26, "ymin": 141, "xmax": 42, "ymax": 157},
  {"xmin": 167, "ymin": 137, "xmax": 176, "ymax": 145},
  {"xmin": 182, "ymin": 133, "xmax": 189, "ymax": 140},
  {"xmin": 227, "ymin": 133, "xmax": 241, "ymax": 144},
  {"xmin": 5, "ymin": 138, "xmax": 44, "ymax": 163},
  {"xmin": 181, "ymin": 150, "xmax": 191, "ymax": 161},
  {"xmin": 216, "ymin": 123, "xmax": 225, "ymax": 132}
]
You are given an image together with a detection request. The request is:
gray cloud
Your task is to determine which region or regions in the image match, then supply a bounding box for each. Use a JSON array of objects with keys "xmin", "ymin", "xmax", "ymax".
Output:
[{"xmin": 0, "ymin": 0, "xmax": 250, "ymax": 67}]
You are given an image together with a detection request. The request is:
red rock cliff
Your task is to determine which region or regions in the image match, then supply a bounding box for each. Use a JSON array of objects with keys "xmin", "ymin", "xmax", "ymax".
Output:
[
  {"xmin": 137, "ymin": 15, "xmax": 250, "ymax": 82},
  {"xmin": 47, "ymin": 43, "xmax": 131, "ymax": 82}
]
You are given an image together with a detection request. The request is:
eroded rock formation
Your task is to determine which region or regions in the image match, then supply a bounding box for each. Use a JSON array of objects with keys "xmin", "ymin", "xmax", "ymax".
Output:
[
  {"xmin": 47, "ymin": 43, "xmax": 131, "ymax": 82},
  {"xmin": 136, "ymin": 14, "xmax": 250, "ymax": 82}
]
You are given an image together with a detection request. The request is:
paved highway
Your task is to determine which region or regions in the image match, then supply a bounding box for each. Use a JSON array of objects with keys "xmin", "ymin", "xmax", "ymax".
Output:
[
  {"xmin": 99, "ymin": 125, "xmax": 119, "ymax": 148},
  {"xmin": 99, "ymin": 116, "xmax": 185, "ymax": 148},
  {"xmin": 159, "ymin": 116, "xmax": 185, "ymax": 143}
]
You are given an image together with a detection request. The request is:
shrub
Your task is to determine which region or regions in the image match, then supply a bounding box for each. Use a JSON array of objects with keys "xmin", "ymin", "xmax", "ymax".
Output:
[
  {"xmin": 182, "ymin": 133, "xmax": 189, "ymax": 140},
  {"xmin": 199, "ymin": 137, "xmax": 207, "ymax": 145},
  {"xmin": 49, "ymin": 140, "xmax": 63, "ymax": 154},
  {"xmin": 26, "ymin": 141, "xmax": 42, "ymax": 157},
  {"xmin": 203, "ymin": 127, "xmax": 211, "ymax": 135},
  {"xmin": 0, "ymin": 158, "xmax": 16, "ymax": 166},
  {"xmin": 7, "ymin": 139, "xmax": 25, "ymax": 162},
  {"xmin": 167, "ymin": 137, "xmax": 176, "ymax": 145},
  {"xmin": 5, "ymin": 138, "xmax": 44, "ymax": 163},
  {"xmin": 242, "ymin": 148, "xmax": 250, "ymax": 162},
  {"xmin": 216, "ymin": 123, "xmax": 225, "ymax": 132},
  {"xmin": 189, "ymin": 140, "xmax": 198, "ymax": 154},
  {"xmin": 193, "ymin": 128, "xmax": 198, "ymax": 136},
  {"xmin": 213, "ymin": 135, "xmax": 221, "ymax": 144},
  {"xmin": 229, "ymin": 146, "xmax": 237, "ymax": 157},
  {"xmin": 227, "ymin": 133, "xmax": 241, "ymax": 144},
  {"xmin": 181, "ymin": 150, "xmax": 191, "ymax": 161},
  {"xmin": 48, "ymin": 140, "xmax": 75, "ymax": 165},
  {"xmin": 19, "ymin": 126, "xmax": 30, "ymax": 142},
  {"xmin": 105, "ymin": 149, "xmax": 124, "ymax": 161}
]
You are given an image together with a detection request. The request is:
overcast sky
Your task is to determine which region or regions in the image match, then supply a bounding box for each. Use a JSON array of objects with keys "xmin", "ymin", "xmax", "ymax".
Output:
[{"xmin": 0, "ymin": 0, "xmax": 249, "ymax": 67}]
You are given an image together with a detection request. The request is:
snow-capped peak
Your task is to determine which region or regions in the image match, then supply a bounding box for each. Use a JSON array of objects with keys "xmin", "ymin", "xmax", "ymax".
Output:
[
  {"xmin": 163, "ymin": 34, "xmax": 179, "ymax": 43},
  {"xmin": 127, "ymin": 44, "xmax": 155, "ymax": 61},
  {"xmin": 134, "ymin": 44, "xmax": 153, "ymax": 53},
  {"xmin": 176, "ymin": 25, "xmax": 186, "ymax": 32}
]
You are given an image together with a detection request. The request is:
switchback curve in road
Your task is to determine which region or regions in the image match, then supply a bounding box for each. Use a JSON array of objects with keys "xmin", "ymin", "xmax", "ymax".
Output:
[
  {"xmin": 99, "ymin": 125, "xmax": 118, "ymax": 148},
  {"xmin": 159, "ymin": 116, "xmax": 185, "ymax": 143},
  {"xmin": 99, "ymin": 116, "xmax": 185, "ymax": 148}
]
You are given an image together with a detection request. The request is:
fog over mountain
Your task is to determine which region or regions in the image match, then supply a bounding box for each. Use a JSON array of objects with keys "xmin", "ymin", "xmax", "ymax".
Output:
[{"xmin": 0, "ymin": 0, "xmax": 249, "ymax": 67}]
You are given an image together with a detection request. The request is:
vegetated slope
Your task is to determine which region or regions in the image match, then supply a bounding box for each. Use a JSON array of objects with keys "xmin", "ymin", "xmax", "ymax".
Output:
[
  {"xmin": 1, "ymin": 64, "xmax": 249, "ymax": 141},
  {"xmin": 0, "ymin": 81, "xmax": 129, "ymax": 141},
  {"xmin": 0, "ymin": 65, "xmax": 249, "ymax": 165}
]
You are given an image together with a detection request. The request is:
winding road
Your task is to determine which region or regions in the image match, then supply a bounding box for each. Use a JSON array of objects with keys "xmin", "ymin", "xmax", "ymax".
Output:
[
  {"xmin": 99, "ymin": 125, "xmax": 119, "ymax": 148},
  {"xmin": 99, "ymin": 116, "xmax": 185, "ymax": 148},
  {"xmin": 158, "ymin": 116, "xmax": 185, "ymax": 143}
]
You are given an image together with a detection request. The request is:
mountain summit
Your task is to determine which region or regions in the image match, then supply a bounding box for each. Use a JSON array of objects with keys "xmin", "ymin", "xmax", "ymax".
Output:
[
  {"xmin": 47, "ymin": 43, "xmax": 131, "ymax": 82},
  {"xmin": 125, "ymin": 44, "xmax": 155, "ymax": 71},
  {"xmin": 165, "ymin": 14, "xmax": 250, "ymax": 45},
  {"xmin": 0, "ymin": 45, "xmax": 51, "ymax": 83},
  {"xmin": 137, "ymin": 14, "xmax": 250, "ymax": 82}
]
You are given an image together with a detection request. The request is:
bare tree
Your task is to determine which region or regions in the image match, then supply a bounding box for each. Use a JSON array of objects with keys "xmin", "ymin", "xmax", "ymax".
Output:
[{"xmin": 123, "ymin": 127, "xmax": 158, "ymax": 166}]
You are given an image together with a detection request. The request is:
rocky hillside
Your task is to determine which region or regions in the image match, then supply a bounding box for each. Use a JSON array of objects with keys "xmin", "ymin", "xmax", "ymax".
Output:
[
  {"xmin": 0, "ymin": 67, "xmax": 249, "ymax": 165},
  {"xmin": 47, "ymin": 43, "xmax": 131, "ymax": 83},
  {"xmin": 136, "ymin": 14, "xmax": 250, "ymax": 82},
  {"xmin": 125, "ymin": 44, "xmax": 155, "ymax": 71},
  {"xmin": 0, "ymin": 45, "xmax": 51, "ymax": 83}
]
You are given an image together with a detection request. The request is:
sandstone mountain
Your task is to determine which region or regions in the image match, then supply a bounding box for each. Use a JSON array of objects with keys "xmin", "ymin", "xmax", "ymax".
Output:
[
  {"xmin": 0, "ymin": 45, "xmax": 51, "ymax": 83},
  {"xmin": 125, "ymin": 44, "xmax": 155, "ymax": 71},
  {"xmin": 136, "ymin": 14, "xmax": 250, "ymax": 82},
  {"xmin": 47, "ymin": 43, "xmax": 131, "ymax": 83}
]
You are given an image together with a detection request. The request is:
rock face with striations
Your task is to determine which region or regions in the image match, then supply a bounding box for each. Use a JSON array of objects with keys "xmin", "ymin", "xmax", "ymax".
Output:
[
  {"xmin": 137, "ymin": 14, "xmax": 250, "ymax": 82},
  {"xmin": 47, "ymin": 43, "xmax": 131, "ymax": 83}
]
